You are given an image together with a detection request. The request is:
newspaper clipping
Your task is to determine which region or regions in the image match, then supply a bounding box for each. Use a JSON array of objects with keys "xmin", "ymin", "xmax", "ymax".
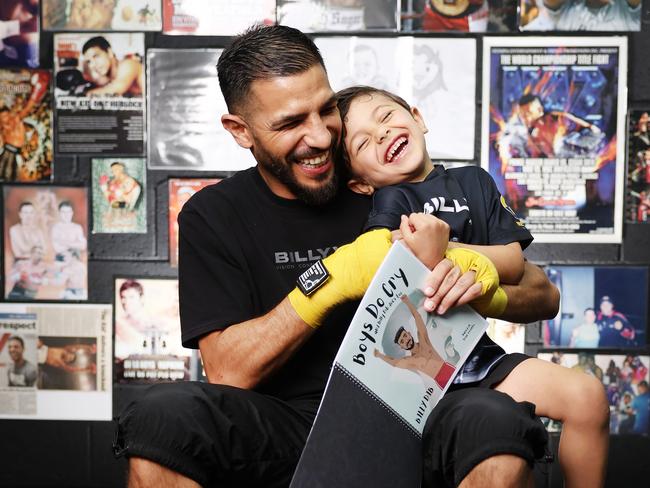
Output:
[
  {"xmin": 0, "ymin": 68, "xmax": 53, "ymax": 182},
  {"xmin": 482, "ymin": 37, "xmax": 627, "ymax": 243},
  {"xmin": 43, "ymin": 0, "xmax": 162, "ymax": 31},
  {"xmin": 0, "ymin": 303, "xmax": 112, "ymax": 420},
  {"xmin": 54, "ymin": 32, "xmax": 145, "ymax": 155},
  {"xmin": 315, "ymin": 36, "xmax": 476, "ymax": 160},
  {"xmin": 147, "ymin": 48, "xmax": 255, "ymax": 171}
]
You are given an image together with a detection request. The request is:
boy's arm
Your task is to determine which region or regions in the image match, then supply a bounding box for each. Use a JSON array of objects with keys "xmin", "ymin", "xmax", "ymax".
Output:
[{"xmin": 447, "ymin": 241, "xmax": 524, "ymax": 284}]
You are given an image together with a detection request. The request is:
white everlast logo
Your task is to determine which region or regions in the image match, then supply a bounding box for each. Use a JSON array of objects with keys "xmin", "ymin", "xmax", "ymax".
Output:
[{"xmin": 423, "ymin": 197, "xmax": 470, "ymax": 215}]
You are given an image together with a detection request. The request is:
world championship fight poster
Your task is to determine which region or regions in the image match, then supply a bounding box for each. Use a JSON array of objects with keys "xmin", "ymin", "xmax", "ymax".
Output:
[
  {"xmin": 54, "ymin": 32, "xmax": 145, "ymax": 155},
  {"xmin": 481, "ymin": 37, "xmax": 627, "ymax": 243}
]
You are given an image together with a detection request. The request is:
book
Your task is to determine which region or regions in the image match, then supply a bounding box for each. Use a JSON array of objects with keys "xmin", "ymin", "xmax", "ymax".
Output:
[{"xmin": 290, "ymin": 240, "xmax": 488, "ymax": 487}]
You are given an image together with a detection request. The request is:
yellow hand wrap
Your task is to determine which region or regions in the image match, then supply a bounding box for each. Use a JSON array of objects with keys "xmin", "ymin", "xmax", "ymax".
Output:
[
  {"xmin": 288, "ymin": 229, "xmax": 392, "ymax": 328},
  {"xmin": 443, "ymin": 247, "xmax": 508, "ymax": 318}
]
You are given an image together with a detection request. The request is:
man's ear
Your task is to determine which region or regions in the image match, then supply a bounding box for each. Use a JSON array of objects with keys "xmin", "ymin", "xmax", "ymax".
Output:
[
  {"xmin": 347, "ymin": 178, "xmax": 375, "ymax": 196},
  {"xmin": 221, "ymin": 114, "xmax": 253, "ymax": 149},
  {"xmin": 411, "ymin": 106, "xmax": 428, "ymax": 135}
]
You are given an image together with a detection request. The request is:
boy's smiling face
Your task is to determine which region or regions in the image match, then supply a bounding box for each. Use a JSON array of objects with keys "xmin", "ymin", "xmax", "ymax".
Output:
[{"xmin": 343, "ymin": 93, "xmax": 432, "ymax": 195}]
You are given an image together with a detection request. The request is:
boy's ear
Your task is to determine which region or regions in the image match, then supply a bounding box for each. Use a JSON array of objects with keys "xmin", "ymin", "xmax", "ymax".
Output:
[
  {"xmin": 221, "ymin": 114, "xmax": 253, "ymax": 149},
  {"xmin": 347, "ymin": 178, "xmax": 375, "ymax": 196},
  {"xmin": 410, "ymin": 106, "xmax": 428, "ymax": 135}
]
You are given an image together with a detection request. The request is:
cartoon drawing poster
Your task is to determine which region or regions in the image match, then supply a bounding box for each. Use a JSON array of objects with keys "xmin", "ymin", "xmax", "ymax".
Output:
[{"xmin": 481, "ymin": 37, "xmax": 627, "ymax": 243}]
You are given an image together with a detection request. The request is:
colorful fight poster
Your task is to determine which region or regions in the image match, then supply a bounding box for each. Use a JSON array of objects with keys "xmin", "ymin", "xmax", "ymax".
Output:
[
  {"xmin": 0, "ymin": 1, "xmax": 39, "ymax": 68},
  {"xmin": 91, "ymin": 158, "xmax": 146, "ymax": 233},
  {"xmin": 54, "ymin": 32, "xmax": 145, "ymax": 155},
  {"xmin": 162, "ymin": 0, "xmax": 275, "ymax": 35},
  {"xmin": 538, "ymin": 352, "xmax": 649, "ymax": 436},
  {"xmin": 543, "ymin": 265, "xmax": 648, "ymax": 348},
  {"xmin": 315, "ymin": 36, "xmax": 476, "ymax": 159},
  {"xmin": 626, "ymin": 109, "xmax": 650, "ymax": 223},
  {"xmin": 519, "ymin": 0, "xmax": 641, "ymax": 31},
  {"xmin": 147, "ymin": 49, "xmax": 255, "ymax": 171},
  {"xmin": 43, "ymin": 0, "xmax": 162, "ymax": 31},
  {"xmin": 114, "ymin": 277, "xmax": 190, "ymax": 383},
  {"xmin": 168, "ymin": 178, "xmax": 220, "ymax": 267},
  {"xmin": 482, "ymin": 37, "xmax": 627, "ymax": 243},
  {"xmin": 3, "ymin": 185, "xmax": 88, "ymax": 301},
  {"xmin": 0, "ymin": 68, "xmax": 53, "ymax": 182},
  {"xmin": 278, "ymin": 0, "xmax": 399, "ymax": 32}
]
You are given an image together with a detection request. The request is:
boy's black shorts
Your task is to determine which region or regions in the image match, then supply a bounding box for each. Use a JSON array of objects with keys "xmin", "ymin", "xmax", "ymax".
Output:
[{"xmin": 114, "ymin": 354, "xmax": 548, "ymax": 488}]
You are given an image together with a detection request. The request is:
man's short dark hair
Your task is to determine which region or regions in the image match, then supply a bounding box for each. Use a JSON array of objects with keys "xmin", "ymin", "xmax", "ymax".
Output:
[
  {"xmin": 58, "ymin": 200, "xmax": 72, "ymax": 211},
  {"xmin": 394, "ymin": 326, "xmax": 406, "ymax": 344},
  {"xmin": 120, "ymin": 279, "xmax": 143, "ymax": 297},
  {"xmin": 18, "ymin": 201, "xmax": 34, "ymax": 212},
  {"xmin": 111, "ymin": 161, "xmax": 125, "ymax": 169},
  {"xmin": 217, "ymin": 25, "xmax": 325, "ymax": 113},
  {"xmin": 639, "ymin": 380, "xmax": 649, "ymax": 389},
  {"xmin": 82, "ymin": 36, "xmax": 111, "ymax": 55},
  {"xmin": 584, "ymin": 307, "xmax": 595, "ymax": 314},
  {"xmin": 518, "ymin": 93, "xmax": 542, "ymax": 107},
  {"xmin": 8, "ymin": 336, "xmax": 24, "ymax": 348},
  {"xmin": 336, "ymin": 86, "xmax": 412, "ymax": 177}
]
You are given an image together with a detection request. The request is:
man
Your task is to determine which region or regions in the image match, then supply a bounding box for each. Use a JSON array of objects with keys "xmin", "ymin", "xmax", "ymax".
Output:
[
  {"xmin": 6, "ymin": 335, "xmax": 37, "ymax": 387},
  {"xmin": 50, "ymin": 201, "xmax": 87, "ymax": 261},
  {"xmin": 115, "ymin": 25, "xmax": 559, "ymax": 488},
  {"xmin": 569, "ymin": 307, "xmax": 600, "ymax": 348},
  {"xmin": 81, "ymin": 36, "xmax": 143, "ymax": 97},
  {"xmin": 375, "ymin": 295, "xmax": 455, "ymax": 389},
  {"xmin": 631, "ymin": 380, "xmax": 649, "ymax": 435},
  {"xmin": 597, "ymin": 295, "xmax": 635, "ymax": 348},
  {"xmin": 98, "ymin": 161, "xmax": 142, "ymax": 230},
  {"xmin": 538, "ymin": 0, "xmax": 640, "ymax": 31},
  {"xmin": 9, "ymin": 201, "xmax": 46, "ymax": 261}
]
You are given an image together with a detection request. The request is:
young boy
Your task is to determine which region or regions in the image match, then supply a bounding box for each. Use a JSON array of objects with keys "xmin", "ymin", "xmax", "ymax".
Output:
[{"xmin": 336, "ymin": 85, "xmax": 609, "ymax": 488}]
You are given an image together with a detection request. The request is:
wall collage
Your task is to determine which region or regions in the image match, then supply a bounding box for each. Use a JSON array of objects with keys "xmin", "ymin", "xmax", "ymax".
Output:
[{"xmin": 0, "ymin": 0, "xmax": 648, "ymax": 464}]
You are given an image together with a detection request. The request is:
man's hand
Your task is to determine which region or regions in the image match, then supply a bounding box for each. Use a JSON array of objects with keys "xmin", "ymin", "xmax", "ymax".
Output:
[{"xmin": 421, "ymin": 258, "xmax": 483, "ymax": 315}]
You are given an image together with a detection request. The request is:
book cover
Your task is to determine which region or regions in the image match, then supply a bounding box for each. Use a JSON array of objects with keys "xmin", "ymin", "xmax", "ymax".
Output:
[{"xmin": 290, "ymin": 240, "xmax": 487, "ymax": 487}]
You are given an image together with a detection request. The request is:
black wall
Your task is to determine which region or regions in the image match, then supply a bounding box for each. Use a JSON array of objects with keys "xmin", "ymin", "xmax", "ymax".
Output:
[{"xmin": 1, "ymin": 17, "xmax": 649, "ymax": 488}]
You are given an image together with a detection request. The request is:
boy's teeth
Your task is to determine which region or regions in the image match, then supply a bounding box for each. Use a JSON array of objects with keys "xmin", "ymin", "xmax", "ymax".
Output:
[
  {"xmin": 387, "ymin": 136, "xmax": 407, "ymax": 162},
  {"xmin": 300, "ymin": 154, "xmax": 328, "ymax": 166}
]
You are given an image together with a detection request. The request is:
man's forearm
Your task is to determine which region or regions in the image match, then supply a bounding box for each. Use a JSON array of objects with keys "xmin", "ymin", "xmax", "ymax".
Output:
[
  {"xmin": 499, "ymin": 261, "xmax": 559, "ymax": 323},
  {"xmin": 198, "ymin": 297, "xmax": 315, "ymax": 389}
]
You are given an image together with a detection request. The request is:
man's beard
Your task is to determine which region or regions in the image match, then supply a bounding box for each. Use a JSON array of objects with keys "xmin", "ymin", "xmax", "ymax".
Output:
[{"xmin": 263, "ymin": 152, "xmax": 339, "ymax": 206}]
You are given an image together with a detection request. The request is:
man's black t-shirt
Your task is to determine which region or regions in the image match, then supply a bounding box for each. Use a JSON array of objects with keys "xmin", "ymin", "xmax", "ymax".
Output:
[
  {"xmin": 365, "ymin": 165, "xmax": 533, "ymax": 384},
  {"xmin": 178, "ymin": 167, "xmax": 370, "ymax": 404}
]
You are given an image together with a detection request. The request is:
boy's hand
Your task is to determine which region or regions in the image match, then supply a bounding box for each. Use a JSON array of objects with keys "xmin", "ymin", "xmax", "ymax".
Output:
[{"xmin": 399, "ymin": 213, "xmax": 449, "ymax": 269}]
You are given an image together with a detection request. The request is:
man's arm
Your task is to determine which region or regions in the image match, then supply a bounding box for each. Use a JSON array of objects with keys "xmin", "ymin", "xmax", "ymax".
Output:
[
  {"xmin": 199, "ymin": 298, "xmax": 315, "ymax": 388},
  {"xmin": 500, "ymin": 261, "xmax": 559, "ymax": 323},
  {"xmin": 87, "ymin": 58, "xmax": 141, "ymax": 96},
  {"xmin": 401, "ymin": 295, "xmax": 433, "ymax": 349}
]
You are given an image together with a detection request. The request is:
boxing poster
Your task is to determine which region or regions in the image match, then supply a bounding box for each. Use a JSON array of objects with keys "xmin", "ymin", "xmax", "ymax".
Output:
[
  {"xmin": 91, "ymin": 158, "xmax": 146, "ymax": 233},
  {"xmin": 54, "ymin": 32, "xmax": 145, "ymax": 155},
  {"xmin": 162, "ymin": 0, "xmax": 275, "ymax": 35},
  {"xmin": 519, "ymin": 0, "xmax": 641, "ymax": 31},
  {"xmin": 538, "ymin": 352, "xmax": 649, "ymax": 436},
  {"xmin": 278, "ymin": 0, "xmax": 399, "ymax": 32},
  {"xmin": 0, "ymin": 0, "xmax": 39, "ymax": 68},
  {"xmin": 315, "ymin": 36, "xmax": 476, "ymax": 160},
  {"xmin": 114, "ymin": 277, "xmax": 191, "ymax": 383},
  {"xmin": 626, "ymin": 109, "xmax": 650, "ymax": 223},
  {"xmin": 400, "ymin": 0, "xmax": 518, "ymax": 32},
  {"xmin": 0, "ymin": 68, "xmax": 53, "ymax": 182},
  {"xmin": 42, "ymin": 0, "xmax": 162, "ymax": 31},
  {"xmin": 3, "ymin": 185, "xmax": 88, "ymax": 301},
  {"xmin": 543, "ymin": 265, "xmax": 648, "ymax": 349},
  {"xmin": 147, "ymin": 49, "xmax": 255, "ymax": 171},
  {"xmin": 481, "ymin": 37, "xmax": 627, "ymax": 243},
  {"xmin": 0, "ymin": 303, "xmax": 112, "ymax": 420},
  {"xmin": 168, "ymin": 178, "xmax": 220, "ymax": 267}
]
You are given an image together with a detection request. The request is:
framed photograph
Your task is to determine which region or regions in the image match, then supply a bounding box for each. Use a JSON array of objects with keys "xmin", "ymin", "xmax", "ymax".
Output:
[
  {"xmin": 114, "ymin": 277, "xmax": 191, "ymax": 383},
  {"xmin": 626, "ymin": 109, "xmax": 650, "ymax": 223},
  {"xmin": 147, "ymin": 48, "xmax": 255, "ymax": 171},
  {"xmin": 518, "ymin": 0, "xmax": 641, "ymax": 31},
  {"xmin": 168, "ymin": 178, "xmax": 220, "ymax": 267},
  {"xmin": 162, "ymin": 0, "xmax": 275, "ymax": 35},
  {"xmin": 481, "ymin": 37, "xmax": 627, "ymax": 243},
  {"xmin": 54, "ymin": 32, "xmax": 145, "ymax": 155},
  {"xmin": 538, "ymin": 352, "xmax": 649, "ymax": 435},
  {"xmin": 43, "ymin": 0, "xmax": 162, "ymax": 31},
  {"xmin": 0, "ymin": 68, "xmax": 53, "ymax": 182},
  {"xmin": 91, "ymin": 158, "xmax": 146, "ymax": 233},
  {"xmin": 3, "ymin": 185, "xmax": 88, "ymax": 301},
  {"xmin": 543, "ymin": 265, "xmax": 648, "ymax": 348},
  {"xmin": 0, "ymin": 1, "xmax": 39, "ymax": 68},
  {"xmin": 0, "ymin": 303, "xmax": 112, "ymax": 420},
  {"xmin": 278, "ymin": 0, "xmax": 399, "ymax": 32},
  {"xmin": 315, "ymin": 36, "xmax": 476, "ymax": 160}
]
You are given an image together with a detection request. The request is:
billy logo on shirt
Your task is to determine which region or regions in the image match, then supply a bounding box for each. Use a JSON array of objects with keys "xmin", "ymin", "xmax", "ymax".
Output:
[
  {"xmin": 423, "ymin": 197, "xmax": 470, "ymax": 215},
  {"xmin": 274, "ymin": 247, "xmax": 337, "ymax": 271}
]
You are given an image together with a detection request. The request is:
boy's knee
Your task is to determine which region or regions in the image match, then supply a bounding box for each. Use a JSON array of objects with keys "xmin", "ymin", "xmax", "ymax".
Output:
[{"xmin": 567, "ymin": 374, "xmax": 609, "ymax": 427}]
